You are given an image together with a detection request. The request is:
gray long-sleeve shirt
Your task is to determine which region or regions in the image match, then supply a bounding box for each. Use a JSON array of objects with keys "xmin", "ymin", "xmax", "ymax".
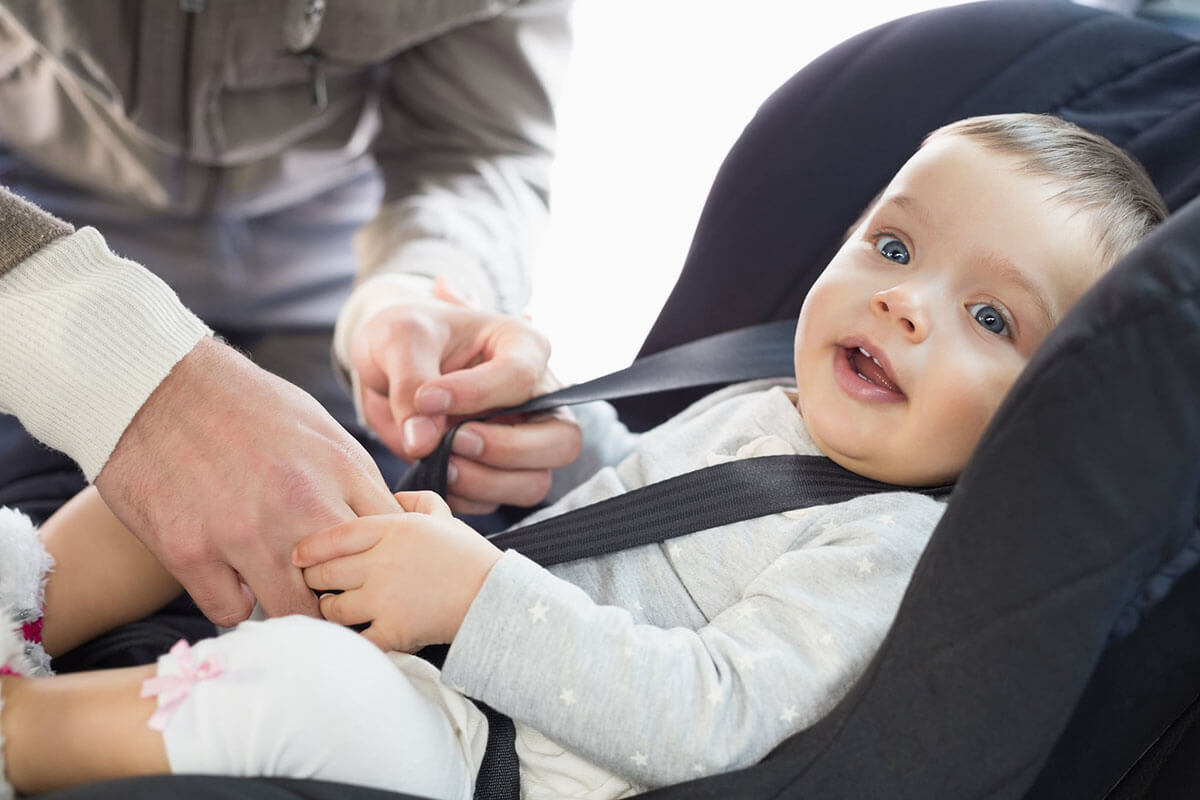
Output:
[{"xmin": 441, "ymin": 380, "xmax": 946, "ymax": 795}]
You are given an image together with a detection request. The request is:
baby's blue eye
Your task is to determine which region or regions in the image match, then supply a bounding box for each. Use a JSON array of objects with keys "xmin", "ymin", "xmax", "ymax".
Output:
[
  {"xmin": 875, "ymin": 236, "xmax": 909, "ymax": 264},
  {"xmin": 968, "ymin": 303, "xmax": 1010, "ymax": 337}
]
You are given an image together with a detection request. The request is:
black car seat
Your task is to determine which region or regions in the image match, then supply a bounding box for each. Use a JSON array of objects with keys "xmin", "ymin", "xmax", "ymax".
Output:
[{"xmin": 35, "ymin": 1, "xmax": 1200, "ymax": 797}]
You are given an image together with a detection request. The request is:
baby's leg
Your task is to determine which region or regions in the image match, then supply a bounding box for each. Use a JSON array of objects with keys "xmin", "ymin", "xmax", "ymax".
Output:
[
  {"xmin": 36, "ymin": 487, "xmax": 183, "ymax": 657},
  {"xmin": 0, "ymin": 664, "xmax": 166, "ymax": 792},
  {"xmin": 1, "ymin": 616, "xmax": 483, "ymax": 799}
]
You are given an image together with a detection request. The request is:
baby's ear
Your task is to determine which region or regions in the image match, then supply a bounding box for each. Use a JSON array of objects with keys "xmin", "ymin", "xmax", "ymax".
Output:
[{"xmin": 392, "ymin": 490, "xmax": 452, "ymax": 518}]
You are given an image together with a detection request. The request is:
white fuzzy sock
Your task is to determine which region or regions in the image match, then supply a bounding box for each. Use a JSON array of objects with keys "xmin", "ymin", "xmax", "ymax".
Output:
[
  {"xmin": 0, "ymin": 507, "xmax": 55, "ymax": 675},
  {"xmin": 0, "ymin": 605, "xmax": 35, "ymax": 800}
]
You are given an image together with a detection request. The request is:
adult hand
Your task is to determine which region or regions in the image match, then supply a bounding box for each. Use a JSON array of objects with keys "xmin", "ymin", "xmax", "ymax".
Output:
[
  {"xmin": 349, "ymin": 302, "xmax": 581, "ymax": 514},
  {"xmin": 94, "ymin": 336, "xmax": 399, "ymax": 627},
  {"xmin": 294, "ymin": 490, "xmax": 502, "ymax": 652}
]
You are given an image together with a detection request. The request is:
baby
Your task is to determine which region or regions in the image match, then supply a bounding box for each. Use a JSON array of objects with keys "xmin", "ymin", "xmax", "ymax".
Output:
[{"xmin": 0, "ymin": 113, "xmax": 1166, "ymax": 800}]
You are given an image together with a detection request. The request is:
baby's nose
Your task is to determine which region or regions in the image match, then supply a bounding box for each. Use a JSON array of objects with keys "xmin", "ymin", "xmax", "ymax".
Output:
[{"xmin": 871, "ymin": 288, "xmax": 929, "ymax": 341}]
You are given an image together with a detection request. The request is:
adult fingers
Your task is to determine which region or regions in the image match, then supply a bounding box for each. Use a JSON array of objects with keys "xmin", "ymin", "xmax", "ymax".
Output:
[
  {"xmin": 179, "ymin": 561, "xmax": 258, "ymax": 628},
  {"xmin": 292, "ymin": 516, "xmax": 388, "ymax": 569},
  {"xmin": 444, "ymin": 493, "xmax": 501, "ymax": 517},
  {"xmin": 415, "ymin": 326, "xmax": 550, "ymax": 417},
  {"xmin": 351, "ymin": 309, "xmax": 449, "ymax": 460},
  {"xmin": 239, "ymin": 533, "xmax": 322, "ymax": 619},
  {"xmin": 382, "ymin": 321, "xmax": 451, "ymax": 458},
  {"xmin": 347, "ymin": 456, "xmax": 403, "ymax": 517},
  {"xmin": 350, "ymin": 330, "xmax": 390, "ymax": 396},
  {"xmin": 361, "ymin": 389, "xmax": 412, "ymax": 457},
  {"xmin": 446, "ymin": 456, "xmax": 553, "ymax": 509},
  {"xmin": 449, "ymin": 415, "xmax": 581, "ymax": 471}
]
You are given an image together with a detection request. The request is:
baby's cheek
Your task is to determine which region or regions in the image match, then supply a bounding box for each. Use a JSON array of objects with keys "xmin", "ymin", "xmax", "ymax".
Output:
[{"xmin": 934, "ymin": 382, "xmax": 1006, "ymax": 462}]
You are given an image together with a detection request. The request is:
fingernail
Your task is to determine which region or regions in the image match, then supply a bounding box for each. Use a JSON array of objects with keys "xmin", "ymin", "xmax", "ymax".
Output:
[
  {"xmin": 446, "ymin": 462, "xmax": 459, "ymax": 486},
  {"xmin": 402, "ymin": 416, "xmax": 437, "ymax": 452},
  {"xmin": 416, "ymin": 387, "xmax": 451, "ymax": 415},
  {"xmin": 451, "ymin": 428, "xmax": 484, "ymax": 457}
]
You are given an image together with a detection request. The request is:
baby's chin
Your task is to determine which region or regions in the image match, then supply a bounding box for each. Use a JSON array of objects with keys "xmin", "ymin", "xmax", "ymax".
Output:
[
  {"xmin": 843, "ymin": 456, "xmax": 959, "ymax": 488},
  {"xmin": 803, "ymin": 419, "xmax": 961, "ymax": 488},
  {"xmin": 795, "ymin": 397, "xmax": 965, "ymax": 487}
]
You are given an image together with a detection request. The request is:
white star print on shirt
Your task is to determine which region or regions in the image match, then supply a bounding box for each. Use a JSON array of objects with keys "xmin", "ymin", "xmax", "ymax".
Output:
[
  {"xmin": 631, "ymin": 752, "xmax": 649, "ymax": 767},
  {"xmin": 856, "ymin": 556, "xmax": 875, "ymax": 575},
  {"xmin": 560, "ymin": 688, "xmax": 578, "ymax": 706},
  {"xmin": 877, "ymin": 513, "xmax": 896, "ymax": 526},
  {"xmin": 779, "ymin": 706, "xmax": 800, "ymax": 724},
  {"xmin": 527, "ymin": 599, "xmax": 549, "ymax": 623}
]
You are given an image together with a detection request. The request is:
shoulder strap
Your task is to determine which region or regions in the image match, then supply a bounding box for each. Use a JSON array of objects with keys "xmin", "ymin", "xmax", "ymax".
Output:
[{"xmin": 397, "ymin": 319, "xmax": 798, "ymax": 497}]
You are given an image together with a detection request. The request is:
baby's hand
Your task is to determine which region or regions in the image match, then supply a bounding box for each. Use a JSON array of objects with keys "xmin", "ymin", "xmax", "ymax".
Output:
[{"xmin": 291, "ymin": 491, "xmax": 502, "ymax": 652}]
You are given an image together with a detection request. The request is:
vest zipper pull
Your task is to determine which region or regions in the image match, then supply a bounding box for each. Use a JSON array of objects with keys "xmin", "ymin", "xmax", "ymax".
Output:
[{"xmin": 301, "ymin": 49, "xmax": 327, "ymax": 112}]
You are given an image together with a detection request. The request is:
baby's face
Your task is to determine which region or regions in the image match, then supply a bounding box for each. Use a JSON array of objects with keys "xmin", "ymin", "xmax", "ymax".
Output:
[{"xmin": 793, "ymin": 135, "xmax": 1100, "ymax": 486}]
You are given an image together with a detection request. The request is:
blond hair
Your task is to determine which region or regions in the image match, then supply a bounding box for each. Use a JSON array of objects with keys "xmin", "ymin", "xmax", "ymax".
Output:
[{"xmin": 926, "ymin": 113, "xmax": 1167, "ymax": 268}]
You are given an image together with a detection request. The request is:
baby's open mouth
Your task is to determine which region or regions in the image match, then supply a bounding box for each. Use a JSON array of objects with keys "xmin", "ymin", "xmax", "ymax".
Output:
[{"xmin": 845, "ymin": 346, "xmax": 904, "ymax": 395}]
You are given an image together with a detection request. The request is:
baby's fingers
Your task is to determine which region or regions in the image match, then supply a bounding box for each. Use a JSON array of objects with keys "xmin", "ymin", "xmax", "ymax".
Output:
[
  {"xmin": 317, "ymin": 589, "xmax": 373, "ymax": 627},
  {"xmin": 302, "ymin": 556, "xmax": 364, "ymax": 593},
  {"xmin": 392, "ymin": 490, "xmax": 453, "ymax": 517},
  {"xmin": 292, "ymin": 516, "xmax": 390, "ymax": 568}
]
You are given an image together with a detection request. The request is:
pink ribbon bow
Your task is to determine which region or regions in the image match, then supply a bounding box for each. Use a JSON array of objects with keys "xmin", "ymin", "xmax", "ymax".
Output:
[{"xmin": 140, "ymin": 639, "xmax": 224, "ymax": 732}]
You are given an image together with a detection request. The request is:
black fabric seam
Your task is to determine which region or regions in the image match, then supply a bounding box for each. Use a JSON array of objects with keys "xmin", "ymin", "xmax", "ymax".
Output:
[{"xmin": 1049, "ymin": 37, "xmax": 1198, "ymax": 120}]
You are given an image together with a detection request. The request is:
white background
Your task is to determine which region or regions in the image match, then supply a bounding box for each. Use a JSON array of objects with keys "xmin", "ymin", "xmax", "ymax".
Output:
[{"xmin": 528, "ymin": 0, "xmax": 963, "ymax": 383}]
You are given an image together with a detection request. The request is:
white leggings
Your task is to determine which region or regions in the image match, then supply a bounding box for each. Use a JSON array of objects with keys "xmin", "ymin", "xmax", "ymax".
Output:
[{"xmin": 152, "ymin": 616, "xmax": 487, "ymax": 800}]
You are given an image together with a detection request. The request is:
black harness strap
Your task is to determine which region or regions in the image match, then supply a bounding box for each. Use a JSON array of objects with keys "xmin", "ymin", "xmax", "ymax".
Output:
[
  {"xmin": 492, "ymin": 454, "xmax": 949, "ymax": 566},
  {"xmin": 397, "ymin": 319, "xmax": 798, "ymax": 497}
]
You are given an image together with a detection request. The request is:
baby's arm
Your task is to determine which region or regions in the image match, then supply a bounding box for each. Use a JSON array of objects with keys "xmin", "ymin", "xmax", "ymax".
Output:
[{"xmin": 38, "ymin": 486, "xmax": 183, "ymax": 657}]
